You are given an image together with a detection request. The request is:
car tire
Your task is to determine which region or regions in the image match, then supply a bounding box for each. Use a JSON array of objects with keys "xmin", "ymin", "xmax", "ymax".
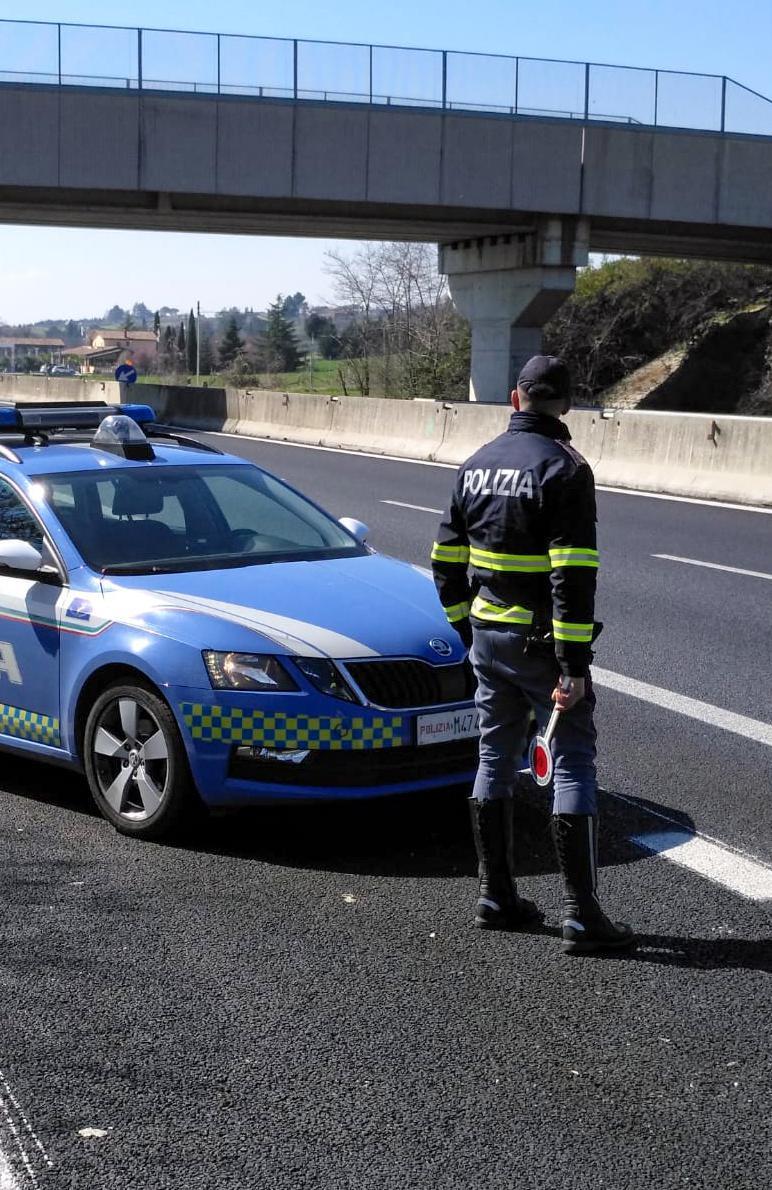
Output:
[{"xmin": 83, "ymin": 681, "xmax": 194, "ymax": 840}]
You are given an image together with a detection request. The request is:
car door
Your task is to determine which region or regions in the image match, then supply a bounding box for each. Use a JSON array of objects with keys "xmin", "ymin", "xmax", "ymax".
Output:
[{"xmin": 0, "ymin": 477, "xmax": 62, "ymax": 751}]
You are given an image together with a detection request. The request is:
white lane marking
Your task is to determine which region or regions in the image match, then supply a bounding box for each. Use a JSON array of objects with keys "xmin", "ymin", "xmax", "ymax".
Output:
[
  {"xmin": 653, "ymin": 553, "xmax": 772, "ymax": 581},
  {"xmin": 595, "ymin": 485, "xmax": 772, "ymax": 514},
  {"xmin": 0, "ymin": 1149, "xmax": 20, "ymax": 1190},
  {"xmin": 381, "ymin": 500, "xmax": 443, "ymax": 514},
  {"xmin": 632, "ymin": 830, "xmax": 772, "ymax": 901},
  {"xmin": 183, "ymin": 428, "xmax": 772, "ymax": 513},
  {"xmin": 0, "ymin": 1075, "xmax": 52, "ymax": 1172},
  {"xmin": 592, "ymin": 667, "xmax": 772, "ymax": 748},
  {"xmin": 0, "ymin": 1091, "xmax": 38, "ymax": 1190}
]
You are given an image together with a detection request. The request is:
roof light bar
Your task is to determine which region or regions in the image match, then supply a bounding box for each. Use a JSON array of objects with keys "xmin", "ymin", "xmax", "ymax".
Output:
[{"xmin": 0, "ymin": 402, "xmax": 155, "ymax": 431}]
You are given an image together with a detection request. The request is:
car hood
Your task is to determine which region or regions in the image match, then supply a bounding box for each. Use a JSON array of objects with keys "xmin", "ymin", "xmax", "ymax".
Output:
[{"xmin": 99, "ymin": 553, "xmax": 464, "ymax": 663}]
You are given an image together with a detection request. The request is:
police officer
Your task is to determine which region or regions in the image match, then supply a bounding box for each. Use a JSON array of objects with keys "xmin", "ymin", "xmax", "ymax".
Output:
[{"xmin": 431, "ymin": 356, "xmax": 635, "ymax": 955}]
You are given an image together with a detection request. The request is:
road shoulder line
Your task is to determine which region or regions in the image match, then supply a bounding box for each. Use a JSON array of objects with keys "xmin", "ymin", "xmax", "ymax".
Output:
[
  {"xmin": 632, "ymin": 829, "xmax": 772, "ymax": 901},
  {"xmin": 593, "ymin": 667, "xmax": 772, "ymax": 747}
]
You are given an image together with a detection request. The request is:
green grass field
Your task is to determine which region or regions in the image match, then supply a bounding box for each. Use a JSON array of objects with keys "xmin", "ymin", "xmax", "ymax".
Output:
[{"xmin": 134, "ymin": 358, "xmax": 349, "ymax": 396}]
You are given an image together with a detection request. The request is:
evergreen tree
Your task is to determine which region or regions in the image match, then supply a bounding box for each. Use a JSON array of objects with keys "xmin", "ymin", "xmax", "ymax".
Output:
[
  {"xmin": 281, "ymin": 292, "xmax": 307, "ymax": 320},
  {"xmin": 64, "ymin": 319, "xmax": 81, "ymax": 347},
  {"xmin": 177, "ymin": 322, "xmax": 186, "ymax": 362},
  {"xmin": 186, "ymin": 309, "xmax": 197, "ymax": 373},
  {"xmin": 258, "ymin": 296, "xmax": 303, "ymax": 372},
  {"xmin": 219, "ymin": 316, "xmax": 244, "ymax": 368},
  {"xmin": 132, "ymin": 302, "xmax": 152, "ymax": 329},
  {"xmin": 105, "ymin": 305, "xmax": 127, "ymax": 326},
  {"xmin": 153, "ymin": 310, "xmax": 161, "ymax": 337},
  {"xmin": 161, "ymin": 325, "xmax": 176, "ymax": 371},
  {"xmin": 198, "ymin": 333, "xmax": 214, "ymax": 376}
]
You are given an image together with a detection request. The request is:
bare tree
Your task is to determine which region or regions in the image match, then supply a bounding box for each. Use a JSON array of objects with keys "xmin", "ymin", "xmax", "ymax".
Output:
[
  {"xmin": 323, "ymin": 246, "xmax": 381, "ymax": 395},
  {"xmin": 324, "ymin": 242, "xmax": 468, "ymax": 399}
]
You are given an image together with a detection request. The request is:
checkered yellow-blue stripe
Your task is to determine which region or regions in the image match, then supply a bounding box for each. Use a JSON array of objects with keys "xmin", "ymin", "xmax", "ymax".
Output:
[
  {"xmin": 0, "ymin": 702, "xmax": 60, "ymax": 746},
  {"xmin": 181, "ymin": 704, "xmax": 407, "ymax": 750}
]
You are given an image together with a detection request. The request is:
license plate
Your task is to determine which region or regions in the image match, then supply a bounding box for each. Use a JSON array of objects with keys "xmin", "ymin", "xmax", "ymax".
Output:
[{"xmin": 416, "ymin": 708, "xmax": 480, "ymax": 746}]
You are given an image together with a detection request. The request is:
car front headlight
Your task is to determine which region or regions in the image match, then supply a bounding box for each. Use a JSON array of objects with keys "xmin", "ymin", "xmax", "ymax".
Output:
[
  {"xmin": 294, "ymin": 657, "xmax": 358, "ymax": 703},
  {"xmin": 203, "ymin": 651, "xmax": 298, "ymax": 692}
]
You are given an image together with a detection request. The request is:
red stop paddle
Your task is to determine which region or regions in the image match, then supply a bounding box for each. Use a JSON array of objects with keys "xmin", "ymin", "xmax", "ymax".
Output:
[{"xmin": 528, "ymin": 678, "xmax": 571, "ymax": 787}]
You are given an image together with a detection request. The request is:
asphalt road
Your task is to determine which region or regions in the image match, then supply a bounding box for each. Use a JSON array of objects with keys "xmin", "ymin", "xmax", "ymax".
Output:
[{"xmin": 2, "ymin": 431, "xmax": 771, "ymax": 1190}]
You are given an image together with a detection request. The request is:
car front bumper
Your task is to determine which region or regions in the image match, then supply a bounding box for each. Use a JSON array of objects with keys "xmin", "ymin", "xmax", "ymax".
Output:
[{"xmin": 171, "ymin": 687, "xmax": 479, "ymax": 806}]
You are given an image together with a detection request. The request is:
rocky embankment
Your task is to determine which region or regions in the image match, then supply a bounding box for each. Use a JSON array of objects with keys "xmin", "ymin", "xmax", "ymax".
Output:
[{"xmin": 600, "ymin": 305, "xmax": 772, "ymax": 415}]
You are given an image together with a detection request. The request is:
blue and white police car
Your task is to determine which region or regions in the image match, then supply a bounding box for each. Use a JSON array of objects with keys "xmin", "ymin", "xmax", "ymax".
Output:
[{"xmin": 0, "ymin": 402, "xmax": 478, "ymax": 838}]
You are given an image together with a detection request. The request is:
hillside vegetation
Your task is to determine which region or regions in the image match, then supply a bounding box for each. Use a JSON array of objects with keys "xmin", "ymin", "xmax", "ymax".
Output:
[{"xmin": 544, "ymin": 257, "xmax": 772, "ymax": 415}]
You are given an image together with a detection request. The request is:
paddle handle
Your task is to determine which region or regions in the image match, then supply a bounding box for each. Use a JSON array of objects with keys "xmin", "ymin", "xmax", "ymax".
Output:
[
  {"xmin": 542, "ymin": 677, "xmax": 573, "ymax": 746},
  {"xmin": 541, "ymin": 703, "xmax": 562, "ymax": 748}
]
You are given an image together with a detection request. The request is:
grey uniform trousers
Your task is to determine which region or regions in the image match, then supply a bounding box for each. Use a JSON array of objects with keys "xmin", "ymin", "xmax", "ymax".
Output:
[{"xmin": 470, "ymin": 624, "xmax": 597, "ymax": 816}]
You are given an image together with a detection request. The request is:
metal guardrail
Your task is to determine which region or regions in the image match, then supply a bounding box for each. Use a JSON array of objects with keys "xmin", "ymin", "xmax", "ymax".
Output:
[{"xmin": 0, "ymin": 19, "xmax": 771, "ymax": 136}]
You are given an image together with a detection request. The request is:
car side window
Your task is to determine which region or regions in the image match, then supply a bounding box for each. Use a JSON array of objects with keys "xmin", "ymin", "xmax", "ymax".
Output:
[{"xmin": 0, "ymin": 478, "xmax": 44, "ymax": 552}]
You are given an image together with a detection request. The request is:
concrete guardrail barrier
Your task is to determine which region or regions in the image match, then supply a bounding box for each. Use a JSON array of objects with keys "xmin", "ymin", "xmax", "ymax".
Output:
[{"xmin": 1, "ymin": 376, "xmax": 770, "ymax": 507}]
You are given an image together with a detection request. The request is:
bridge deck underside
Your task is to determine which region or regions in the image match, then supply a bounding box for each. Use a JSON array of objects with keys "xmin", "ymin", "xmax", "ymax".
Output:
[{"xmin": 1, "ymin": 86, "xmax": 772, "ymax": 262}]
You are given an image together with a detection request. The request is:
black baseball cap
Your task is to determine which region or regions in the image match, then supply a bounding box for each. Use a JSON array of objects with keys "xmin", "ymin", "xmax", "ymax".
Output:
[{"xmin": 517, "ymin": 355, "xmax": 571, "ymax": 402}]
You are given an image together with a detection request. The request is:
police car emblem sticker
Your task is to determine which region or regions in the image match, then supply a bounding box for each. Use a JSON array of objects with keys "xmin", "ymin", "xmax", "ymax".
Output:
[{"xmin": 429, "ymin": 638, "xmax": 453, "ymax": 657}]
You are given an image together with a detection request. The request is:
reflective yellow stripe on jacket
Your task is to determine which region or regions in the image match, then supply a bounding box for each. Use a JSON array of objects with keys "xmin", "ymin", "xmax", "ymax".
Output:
[
  {"xmin": 471, "ymin": 596, "xmax": 534, "ymax": 626},
  {"xmin": 443, "ymin": 601, "xmax": 471, "ymax": 624},
  {"xmin": 469, "ymin": 547, "xmax": 551, "ymax": 573},
  {"xmin": 552, "ymin": 619, "xmax": 594, "ymax": 643},
  {"xmin": 549, "ymin": 547, "xmax": 600, "ymax": 569},
  {"xmin": 431, "ymin": 542, "xmax": 470, "ymax": 565}
]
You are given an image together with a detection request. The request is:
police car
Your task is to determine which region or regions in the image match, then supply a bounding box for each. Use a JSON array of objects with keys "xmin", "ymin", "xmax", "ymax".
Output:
[{"xmin": 0, "ymin": 402, "xmax": 478, "ymax": 838}]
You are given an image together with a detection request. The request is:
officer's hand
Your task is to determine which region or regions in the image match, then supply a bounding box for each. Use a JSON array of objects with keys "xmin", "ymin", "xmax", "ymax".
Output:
[
  {"xmin": 454, "ymin": 618, "xmax": 473, "ymax": 649},
  {"xmin": 552, "ymin": 677, "xmax": 585, "ymax": 710}
]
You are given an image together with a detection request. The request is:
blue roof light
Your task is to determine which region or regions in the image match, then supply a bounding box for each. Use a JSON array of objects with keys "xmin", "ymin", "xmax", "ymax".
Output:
[
  {"xmin": 115, "ymin": 404, "xmax": 155, "ymax": 425},
  {"xmin": 0, "ymin": 402, "xmax": 155, "ymax": 432}
]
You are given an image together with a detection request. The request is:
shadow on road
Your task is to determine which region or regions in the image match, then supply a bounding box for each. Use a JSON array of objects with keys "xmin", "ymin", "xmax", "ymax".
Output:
[
  {"xmin": 3, "ymin": 756, "xmax": 695, "ymax": 882},
  {"xmin": 602, "ymin": 933, "xmax": 772, "ymax": 973},
  {"xmin": 174, "ymin": 781, "xmax": 696, "ymax": 882},
  {"xmin": 7, "ymin": 757, "xmax": 770, "ymax": 974}
]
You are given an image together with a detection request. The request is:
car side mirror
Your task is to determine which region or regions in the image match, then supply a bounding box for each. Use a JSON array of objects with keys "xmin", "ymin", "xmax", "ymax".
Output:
[
  {"xmin": 0, "ymin": 539, "xmax": 45, "ymax": 571},
  {"xmin": 339, "ymin": 517, "xmax": 369, "ymax": 545}
]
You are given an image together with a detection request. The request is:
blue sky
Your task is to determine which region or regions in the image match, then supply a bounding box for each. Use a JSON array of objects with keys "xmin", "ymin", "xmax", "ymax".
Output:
[{"xmin": 1, "ymin": 0, "xmax": 771, "ymax": 323}]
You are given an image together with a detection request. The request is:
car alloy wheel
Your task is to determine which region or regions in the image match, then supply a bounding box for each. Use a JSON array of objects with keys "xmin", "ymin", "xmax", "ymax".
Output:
[
  {"xmin": 92, "ymin": 696, "xmax": 170, "ymax": 822},
  {"xmin": 84, "ymin": 682, "xmax": 194, "ymax": 839}
]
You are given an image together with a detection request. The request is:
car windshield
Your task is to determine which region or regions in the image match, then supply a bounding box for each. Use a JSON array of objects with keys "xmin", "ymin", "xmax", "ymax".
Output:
[{"xmin": 39, "ymin": 463, "xmax": 364, "ymax": 574}]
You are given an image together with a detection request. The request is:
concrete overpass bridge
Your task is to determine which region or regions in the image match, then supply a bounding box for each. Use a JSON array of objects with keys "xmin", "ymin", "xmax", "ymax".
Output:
[{"xmin": 2, "ymin": 18, "xmax": 772, "ymax": 400}]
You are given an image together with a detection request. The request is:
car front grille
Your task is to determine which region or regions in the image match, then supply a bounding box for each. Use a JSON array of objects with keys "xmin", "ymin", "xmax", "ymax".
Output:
[
  {"xmin": 343, "ymin": 658, "xmax": 475, "ymax": 709},
  {"xmin": 229, "ymin": 737, "xmax": 478, "ymax": 788}
]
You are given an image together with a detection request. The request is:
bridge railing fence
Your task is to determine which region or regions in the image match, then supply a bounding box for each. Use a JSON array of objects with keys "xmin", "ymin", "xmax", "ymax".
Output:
[{"xmin": 1, "ymin": 18, "xmax": 771, "ymax": 137}]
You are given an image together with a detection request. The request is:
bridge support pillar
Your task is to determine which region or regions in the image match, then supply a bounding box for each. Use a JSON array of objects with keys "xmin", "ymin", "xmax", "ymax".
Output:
[{"xmin": 439, "ymin": 219, "xmax": 589, "ymax": 403}]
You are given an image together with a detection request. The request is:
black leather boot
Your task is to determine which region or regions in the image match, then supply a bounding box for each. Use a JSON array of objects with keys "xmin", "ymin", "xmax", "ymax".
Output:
[
  {"xmin": 551, "ymin": 814, "xmax": 635, "ymax": 954},
  {"xmin": 469, "ymin": 798, "xmax": 542, "ymax": 930}
]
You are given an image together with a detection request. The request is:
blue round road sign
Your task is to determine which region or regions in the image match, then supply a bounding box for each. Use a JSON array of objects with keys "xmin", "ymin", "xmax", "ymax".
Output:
[{"xmin": 115, "ymin": 364, "xmax": 137, "ymax": 384}]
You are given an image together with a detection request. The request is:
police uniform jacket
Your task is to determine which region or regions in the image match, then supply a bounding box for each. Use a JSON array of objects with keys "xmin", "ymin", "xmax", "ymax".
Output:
[{"xmin": 431, "ymin": 410, "xmax": 599, "ymax": 677}]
